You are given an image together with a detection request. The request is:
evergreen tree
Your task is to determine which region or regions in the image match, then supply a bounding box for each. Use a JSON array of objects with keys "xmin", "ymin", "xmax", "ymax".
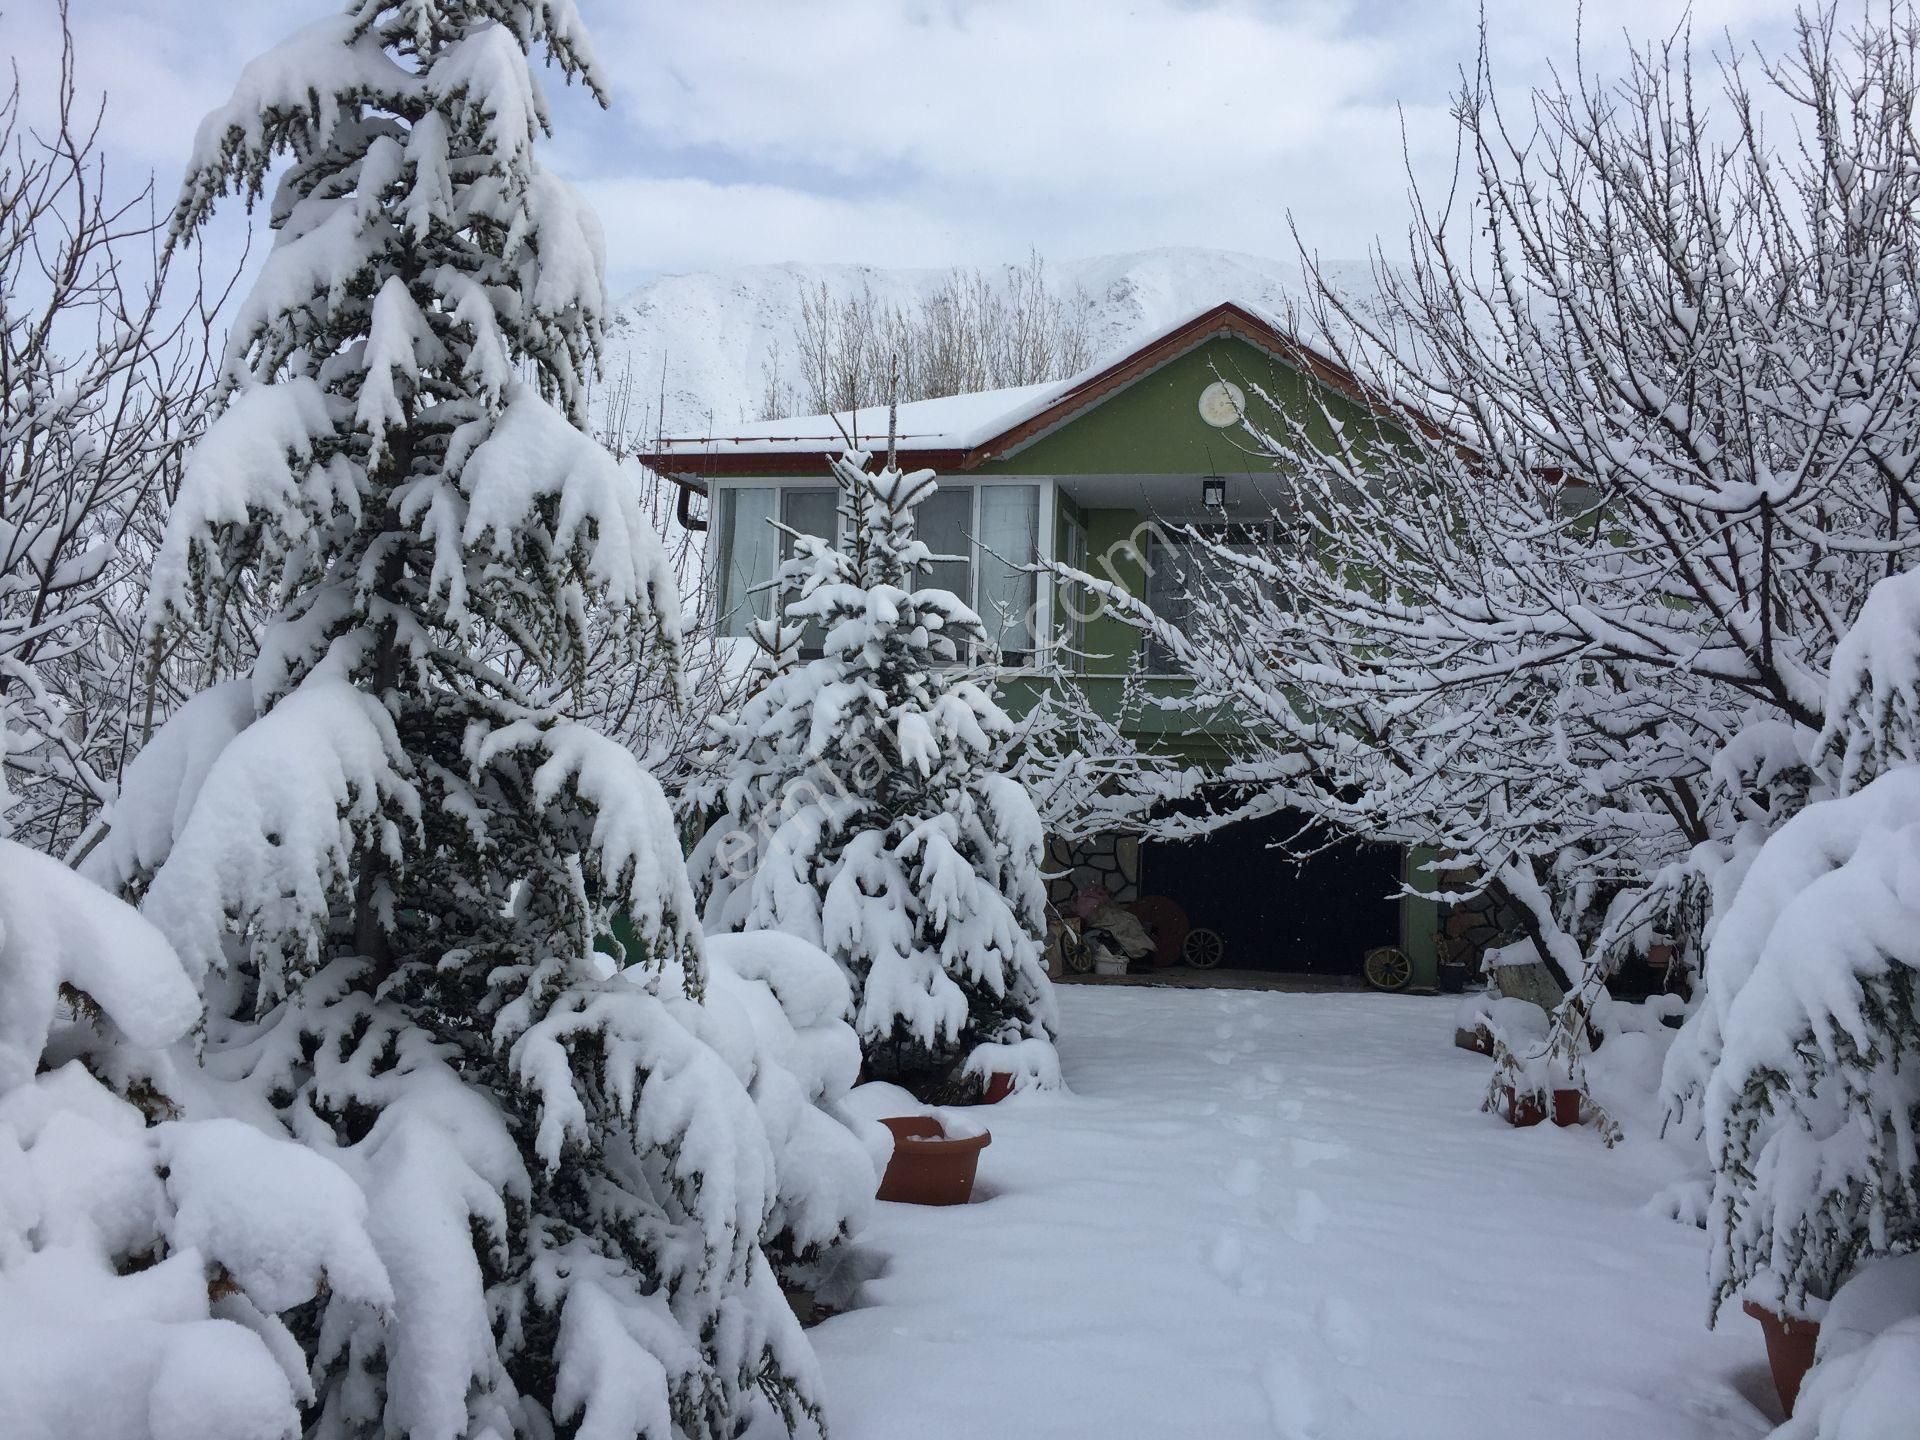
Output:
[
  {"xmin": 118, "ymin": 4, "xmax": 826, "ymax": 1435},
  {"xmin": 1680, "ymin": 767, "xmax": 1920, "ymax": 1322},
  {"xmin": 1668, "ymin": 568, "xmax": 1920, "ymax": 1323},
  {"xmin": 690, "ymin": 453, "xmax": 1059, "ymax": 1094}
]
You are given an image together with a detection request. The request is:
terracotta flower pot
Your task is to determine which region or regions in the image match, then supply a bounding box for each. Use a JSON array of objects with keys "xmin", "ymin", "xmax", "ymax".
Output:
[
  {"xmin": 1552, "ymin": 1088, "xmax": 1582, "ymax": 1127},
  {"xmin": 1501, "ymin": 1085, "xmax": 1546, "ymax": 1127},
  {"xmin": 978, "ymin": 1072, "xmax": 1015, "ymax": 1105},
  {"xmin": 1743, "ymin": 1300, "xmax": 1820, "ymax": 1416},
  {"xmin": 876, "ymin": 1117, "xmax": 992, "ymax": 1206},
  {"xmin": 1454, "ymin": 1025, "xmax": 1496, "ymax": 1056}
]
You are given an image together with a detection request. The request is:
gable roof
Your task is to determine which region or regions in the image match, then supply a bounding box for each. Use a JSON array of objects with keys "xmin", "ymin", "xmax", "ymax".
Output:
[{"xmin": 636, "ymin": 301, "xmax": 1404, "ymax": 487}]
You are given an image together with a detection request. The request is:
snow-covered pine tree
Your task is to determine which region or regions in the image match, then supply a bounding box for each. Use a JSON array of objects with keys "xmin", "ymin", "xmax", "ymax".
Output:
[
  {"xmin": 116, "ymin": 5, "xmax": 828, "ymax": 1436},
  {"xmin": 1663, "ymin": 566, "xmax": 1920, "ymax": 1324},
  {"xmin": 691, "ymin": 453, "xmax": 1059, "ymax": 1094},
  {"xmin": 1680, "ymin": 765, "xmax": 1920, "ymax": 1322}
]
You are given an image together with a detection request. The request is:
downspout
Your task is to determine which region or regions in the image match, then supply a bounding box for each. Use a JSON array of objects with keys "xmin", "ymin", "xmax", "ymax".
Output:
[{"xmin": 673, "ymin": 476, "xmax": 708, "ymax": 532}]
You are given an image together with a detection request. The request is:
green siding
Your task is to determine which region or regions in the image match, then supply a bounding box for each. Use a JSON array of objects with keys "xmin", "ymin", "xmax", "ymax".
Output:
[
  {"xmin": 1080, "ymin": 505, "xmax": 1150, "ymax": 678},
  {"xmin": 1402, "ymin": 847, "xmax": 1442, "ymax": 988},
  {"xmin": 972, "ymin": 337, "xmax": 1384, "ymax": 477}
]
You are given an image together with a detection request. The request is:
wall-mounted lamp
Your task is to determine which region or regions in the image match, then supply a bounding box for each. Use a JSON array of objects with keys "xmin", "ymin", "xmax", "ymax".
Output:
[{"xmin": 1201, "ymin": 474, "xmax": 1227, "ymax": 511}]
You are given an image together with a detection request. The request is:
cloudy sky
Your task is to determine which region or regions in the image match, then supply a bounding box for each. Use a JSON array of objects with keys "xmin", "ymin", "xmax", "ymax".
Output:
[{"xmin": 9, "ymin": 0, "xmax": 1801, "ymax": 296}]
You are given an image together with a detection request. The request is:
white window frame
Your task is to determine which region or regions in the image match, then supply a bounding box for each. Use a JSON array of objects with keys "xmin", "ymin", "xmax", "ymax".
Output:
[{"xmin": 707, "ymin": 475, "xmax": 1058, "ymax": 674}]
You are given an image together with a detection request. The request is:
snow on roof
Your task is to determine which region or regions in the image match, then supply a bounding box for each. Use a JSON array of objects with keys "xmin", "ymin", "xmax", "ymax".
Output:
[
  {"xmin": 649, "ymin": 300, "xmax": 1298, "ymax": 459},
  {"xmin": 655, "ymin": 380, "xmax": 1064, "ymax": 456}
]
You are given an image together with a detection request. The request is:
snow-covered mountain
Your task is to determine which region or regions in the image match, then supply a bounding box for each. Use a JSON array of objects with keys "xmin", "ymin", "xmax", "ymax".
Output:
[{"xmin": 597, "ymin": 246, "xmax": 1361, "ymax": 438}]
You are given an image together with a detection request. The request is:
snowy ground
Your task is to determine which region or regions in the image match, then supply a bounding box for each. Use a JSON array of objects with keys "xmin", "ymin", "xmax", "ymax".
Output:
[{"xmin": 813, "ymin": 986, "xmax": 1777, "ymax": 1440}]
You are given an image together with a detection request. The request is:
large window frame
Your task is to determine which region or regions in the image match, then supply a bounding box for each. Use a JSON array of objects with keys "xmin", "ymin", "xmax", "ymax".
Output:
[
  {"xmin": 709, "ymin": 475, "xmax": 1058, "ymax": 672},
  {"xmin": 1142, "ymin": 520, "xmax": 1278, "ymax": 677}
]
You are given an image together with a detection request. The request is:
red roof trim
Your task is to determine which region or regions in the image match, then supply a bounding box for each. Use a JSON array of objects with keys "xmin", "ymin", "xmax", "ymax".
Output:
[{"xmin": 635, "ymin": 302, "xmax": 1411, "ymax": 489}]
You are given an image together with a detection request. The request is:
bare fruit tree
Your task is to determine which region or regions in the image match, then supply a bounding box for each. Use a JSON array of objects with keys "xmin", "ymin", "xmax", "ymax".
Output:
[
  {"xmin": 1062, "ymin": 10, "xmax": 1920, "ymax": 1091},
  {"xmin": 771, "ymin": 250, "xmax": 1097, "ymax": 418},
  {"xmin": 0, "ymin": 3, "xmax": 222, "ymax": 857}
]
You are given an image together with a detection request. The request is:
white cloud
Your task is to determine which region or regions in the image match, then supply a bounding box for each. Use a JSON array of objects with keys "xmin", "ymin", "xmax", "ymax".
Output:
[
  {"xmin": 4, "ymin": 0, "xmax": 1807, "ymax": 293},
  {"xmin": 576, "ymin": 176, "xmax": 976, "ymax": 274},
  {"xmin": 573, "ymin": 0, "xmax": 1804, "ymax": 284}
]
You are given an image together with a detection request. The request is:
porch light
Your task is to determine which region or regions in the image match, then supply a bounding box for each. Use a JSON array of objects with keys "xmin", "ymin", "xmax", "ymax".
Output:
[{"xmin": 1201, "ymin": 475, "xmax": 1226, "ymax": 511}]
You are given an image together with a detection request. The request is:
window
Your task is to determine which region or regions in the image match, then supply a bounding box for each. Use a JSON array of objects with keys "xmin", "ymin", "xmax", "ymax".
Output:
[
  {"xmin": 715, "ymin": 487, "xmax": 776, "ymax": 637},
  {"xmin": 712, "ymin": 480, "xmax": 1043, "ymax": 666},
  {"xmin": 779, "ymin": 488, "xmax": 836, "ymax": 654},
  {"xmin": 917, "ymin": 485, "xmax": 974, "ymax": 611},
  {"xmin": 908, "ymin": 483, "xmax": 1041, "ymax": 665},
  {"xmin": 1055, "ymin": 497, "xmax": 1088, "ymax": 671},
  {"xmin": 977, "ymin": 485, "xmax": 1039, "ymax": 663},
  {"xmin": 1143, "ymin": 523, "xmax": 1273, "ymax": 674},
  {"xmin": 779, "ymin": 488, "xmax": 837, "ymax": 554}
]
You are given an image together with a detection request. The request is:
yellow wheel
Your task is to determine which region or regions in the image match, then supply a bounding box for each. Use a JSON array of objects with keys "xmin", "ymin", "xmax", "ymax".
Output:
[{"xmin": 1363, "ymin": 946, "xmax": 1413, "ymax": 992}]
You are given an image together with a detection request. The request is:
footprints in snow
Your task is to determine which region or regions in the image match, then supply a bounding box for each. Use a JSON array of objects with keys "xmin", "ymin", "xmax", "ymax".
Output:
[
  {"xmin": 1261, "ymin": 1344, "xmax": 1361, "ymax": 1440},
  {"xmin": 1315, "ymin": 1293, "xmax": 1372, "ymax": 1366},
  {"xmin": 1224, "ymin": 1111, "xmax": 1273, "ymax": 1140},
  {"xmin": 1202, "ymin": 999, "xmax": 1370, "ymax": 1438},
  {"xmin": 1290, "ymin": 1137, "xmax": 1348, "ymax": 1169},
  {"xmin": 1283, "ymin": 1188, "xmax": 1330, "ymax": 1245}
]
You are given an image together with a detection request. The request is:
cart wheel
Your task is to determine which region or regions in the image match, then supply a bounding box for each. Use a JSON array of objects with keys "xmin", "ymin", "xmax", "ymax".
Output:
[
  {"xmin": 1363, "ymin": 946, "xmax": 1413, "ymax": 992},
  {"xmin": 1063, "ymin": 934, "xmax": 1095, "ymax": 974},
  {"xmin": 1183, "ymin": 927, "xmax": 1225, "ymax": 969}
]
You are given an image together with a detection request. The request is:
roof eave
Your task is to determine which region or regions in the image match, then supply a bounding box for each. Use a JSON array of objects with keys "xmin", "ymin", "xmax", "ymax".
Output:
[{"xmin": 635, "ymin": 446, "xmax": 978, "ymax": 491}]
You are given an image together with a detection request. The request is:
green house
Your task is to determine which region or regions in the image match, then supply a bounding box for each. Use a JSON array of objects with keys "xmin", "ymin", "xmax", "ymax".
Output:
[{"xmin": 641, "ymin": 303, "xmax": 1440, "ymax": 987}]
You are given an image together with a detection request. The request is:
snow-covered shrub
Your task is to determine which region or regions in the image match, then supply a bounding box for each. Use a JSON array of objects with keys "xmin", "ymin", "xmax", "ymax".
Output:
[
  {"xmin": 1663, "ymin": 769, "xmax": 1920, "ymax": 1322},
  {"xmin": 1772, "ymin": 1254, "xmax": 1920, "ymax": 1440},
  {"xmin": 663, "ymin": 931, "xmax": 877, "ymax": 1270},
  {"xmin": 1821, "ymin": 567, "xmax": 1920, "ymax": 795},
  {"xmin": 0, "ymin": 838, "xmax": 392, "ymax": 1440},
  {"xmin": 118, "ymin": 5, "xmax": 834, "ymax": 1435},
  {"xmin": 1454, "ymin": 992, "xmax": 1550, "ymax": 1052},
  {"xmin": 689, "ymin": 452, "xmax": 1059, "ymax": 1092}
]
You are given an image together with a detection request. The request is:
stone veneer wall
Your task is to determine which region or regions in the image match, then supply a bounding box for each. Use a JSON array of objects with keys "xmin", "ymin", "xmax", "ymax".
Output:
[
  {"xmin": 1435, "ymin": 867, "xmax": 1529, "ymax": 971},
  {"xmin": 1043, "ymin": 833, "xmax": 1141, "ymax": 910}
]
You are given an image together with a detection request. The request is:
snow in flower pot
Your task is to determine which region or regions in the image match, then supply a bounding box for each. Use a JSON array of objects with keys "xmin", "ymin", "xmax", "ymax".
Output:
[
  {"xmin": 1454, "ymin": 994, "xmax": 1546, "ymax": 1058},
  {"xmin": 952, "ymin": 1040, "xmax": 1059, "ymax": 1105},
  {"xmin": 1742, "ymin": 1300, "xmax": 1820, "ymax": 1416},
  {"xmin": 876, "ymin": 1116, "xmax": 992, "ymax": 1206},
  {"xmin": 1551, "ymin": 1088, "xmax": 1582, "ymax": 1127}
]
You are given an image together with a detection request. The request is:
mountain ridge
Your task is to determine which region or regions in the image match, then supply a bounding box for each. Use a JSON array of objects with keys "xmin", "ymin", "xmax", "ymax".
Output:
[{"xmin": 597, "ymin": 246, "xmax": 1367, "ymax": 441}]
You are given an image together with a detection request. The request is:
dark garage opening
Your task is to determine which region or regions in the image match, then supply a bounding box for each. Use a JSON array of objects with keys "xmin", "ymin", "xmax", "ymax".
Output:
[{"xmin": 1141, "ymin": 809, "xmax": 1402, "ymax": 974}]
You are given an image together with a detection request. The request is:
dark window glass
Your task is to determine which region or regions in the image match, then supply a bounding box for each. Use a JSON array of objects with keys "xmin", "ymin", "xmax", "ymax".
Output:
[
  {"xmin": 916, "ymin": 482, "xmax": 974, "ymax": 605},
  {"xmin": 780, "ymin": 487, "xmax": 837, "ymax": 655},
  {"xmin": 1145, "ymin": 524, "xmax": 1273, "ymax": 673}
]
